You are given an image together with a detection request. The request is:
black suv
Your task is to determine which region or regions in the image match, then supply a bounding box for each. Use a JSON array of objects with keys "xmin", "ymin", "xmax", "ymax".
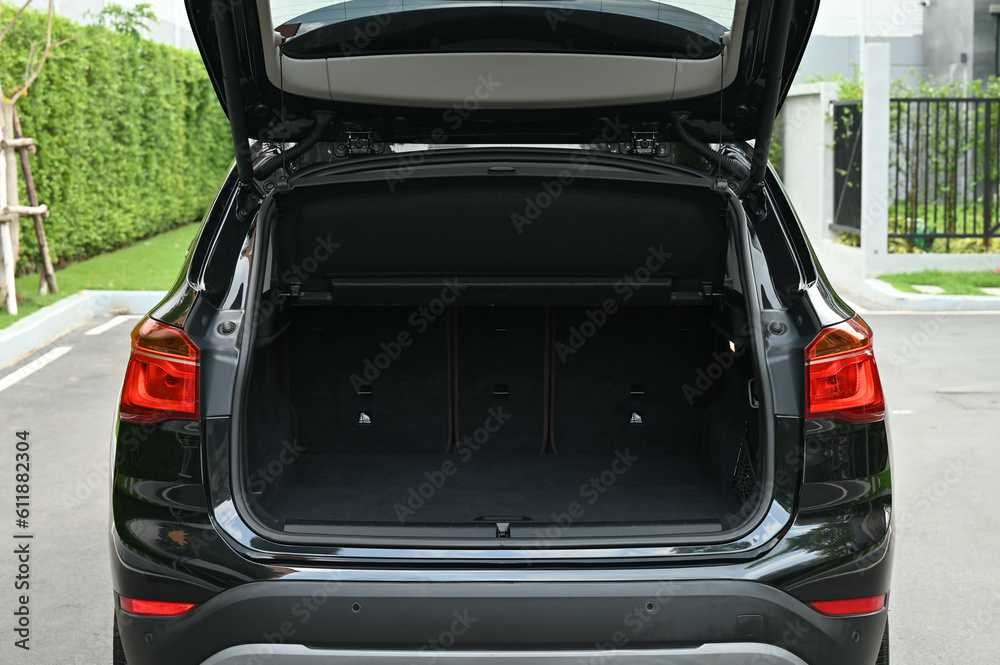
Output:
[{"xmin": 110, "ymin": 1, "xmax": 893, "ymax": 663}]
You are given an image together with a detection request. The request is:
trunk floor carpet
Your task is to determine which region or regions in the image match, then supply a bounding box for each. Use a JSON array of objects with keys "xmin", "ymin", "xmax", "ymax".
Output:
[{"xmin": 258, "ymin": 451, "xmax": 735, "ymax": 526}]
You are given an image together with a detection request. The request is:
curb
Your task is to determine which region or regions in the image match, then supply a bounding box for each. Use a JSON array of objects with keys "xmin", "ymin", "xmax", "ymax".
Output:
[
  {"xmin": 861, "ymin": 279, "xmax": 1000, "ymax": 312},
  {"xmin": 0, "ymin": 290, "xmax": 166, "ymax": 370}
]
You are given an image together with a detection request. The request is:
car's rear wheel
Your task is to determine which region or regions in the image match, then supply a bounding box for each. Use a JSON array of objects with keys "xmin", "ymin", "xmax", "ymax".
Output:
[
  {"xmin": 875, "ymin": 619, "xmax": 890, "ymax": 664},
  {"xmin": 113, "ymin": 616, "xmax": 128, "ymax": 665}
]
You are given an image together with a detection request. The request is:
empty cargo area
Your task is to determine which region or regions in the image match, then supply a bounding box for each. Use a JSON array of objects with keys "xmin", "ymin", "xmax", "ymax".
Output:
[
  {"xmin": 260, "ymin": 452, "xmax": 728, "ymax": 527},
  {"xmin": 243, "ymin": 304, "xmax": 761, "ymax": 535},
  {"xmin": 236, "ymin": 174, "xmax": 766, "ymax": 539}
]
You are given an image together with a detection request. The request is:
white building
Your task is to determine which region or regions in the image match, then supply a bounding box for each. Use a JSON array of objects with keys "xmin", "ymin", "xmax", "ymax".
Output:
[{"xmin": 797, "ymin": 0, "xmax": 998, "ymax": 84}]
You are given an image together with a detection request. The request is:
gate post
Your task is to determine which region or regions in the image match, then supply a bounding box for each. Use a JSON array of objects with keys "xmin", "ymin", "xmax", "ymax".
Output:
[
  {"xmin": 861, "ymin": 43, "xmax": 891, "ymax": 276},
  {"xmin": 782, "ymin": 82, "xmax": 838, "ymax": 244}
]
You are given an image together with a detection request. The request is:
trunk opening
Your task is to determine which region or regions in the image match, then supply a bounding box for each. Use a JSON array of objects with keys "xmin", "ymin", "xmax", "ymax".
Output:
[{"xmin": 235, "ymin": 172, "xmax": 768, "ymax": 543}]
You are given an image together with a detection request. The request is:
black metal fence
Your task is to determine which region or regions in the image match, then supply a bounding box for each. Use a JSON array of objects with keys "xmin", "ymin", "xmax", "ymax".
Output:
[
  {"xmin": 832, "ymin": 97, "xmax": 1000, "ymax": 249},
  {"xmin": 832, "ymin": 102, "xmax": 863, "ymax": 234}
]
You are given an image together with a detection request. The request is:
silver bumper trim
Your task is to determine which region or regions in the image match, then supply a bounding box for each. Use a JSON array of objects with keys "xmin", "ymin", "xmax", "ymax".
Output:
[{"xmin": 200, "ymin": 644, "xmax": 811, "ymax": 665}]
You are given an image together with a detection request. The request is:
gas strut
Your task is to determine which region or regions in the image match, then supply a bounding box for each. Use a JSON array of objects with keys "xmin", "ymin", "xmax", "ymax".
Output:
[
  {"xmin": 213, "ymin": 0, "xmax": 254, "ymax": 185},
  {"xmin": 744, "ymin": 0, "xmax": 796, "ymax": 194}
]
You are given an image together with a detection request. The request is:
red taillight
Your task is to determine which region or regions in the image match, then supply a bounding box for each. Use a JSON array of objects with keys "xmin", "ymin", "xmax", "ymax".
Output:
[
  {"xmin": 119, "ymin": 596, "xmax": 197, "ymax": 616},
  {"xmin": 810, "ymin": 594, "xmax": 886, "ymax": 616},
  {"xmin": 119, "ymin": 317, "xmax": 200, "ymax": 423},
  {"xmin": 805, "ymin": 316, "xmax": 885, "ymax": 423}
]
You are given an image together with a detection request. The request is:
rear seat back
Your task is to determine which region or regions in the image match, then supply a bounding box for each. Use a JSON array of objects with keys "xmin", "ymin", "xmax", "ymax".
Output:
[
  {"xmin": 286, "ymin": 304, "xmax": 713, "ymax": 458},
  {"xmin": 453, "ymin": 307, "xmax": 546, "ymax": 455},
  {"xmin": 288, "ymin": 305, "xmax": 450, "ymax": 454},
  {"xmin": 550, "ymin": 306, "xmax": 713, "ymax": 456}
]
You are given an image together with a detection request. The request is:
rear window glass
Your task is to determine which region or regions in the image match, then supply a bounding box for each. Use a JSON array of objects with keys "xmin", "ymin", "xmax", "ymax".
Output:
[{"xmin": 269, "ymin": 0, "xmax": 736, "ymax": 59}]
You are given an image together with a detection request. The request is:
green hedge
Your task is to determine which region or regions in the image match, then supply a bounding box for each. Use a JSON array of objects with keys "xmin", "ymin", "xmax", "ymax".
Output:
[{"xmin": 0, "ymin": 7, "xmax": 232, "ymax": 274}]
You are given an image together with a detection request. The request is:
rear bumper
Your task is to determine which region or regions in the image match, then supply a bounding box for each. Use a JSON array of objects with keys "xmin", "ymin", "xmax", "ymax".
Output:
[
  {"xmin": 116, "ymin": 579, "xmax": 887, "ymax": 665},
  {"xmin": 200, "ymin": 644, "xmax": 812, "ymax": 665}
]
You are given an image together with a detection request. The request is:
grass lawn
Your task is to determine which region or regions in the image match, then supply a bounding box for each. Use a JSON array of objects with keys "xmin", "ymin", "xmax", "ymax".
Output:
[
  {"xmin": 0, "ymin": 223, "xmax": 200, "ymax": 329},
  {"xmin": 880, "ymin": 269, "xmax": 1000, "ymax": 296}
]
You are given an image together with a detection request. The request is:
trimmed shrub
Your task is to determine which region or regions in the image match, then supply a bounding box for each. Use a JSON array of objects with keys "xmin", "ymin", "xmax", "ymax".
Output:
[{"xmin": 0, "ymin": 6, "xmax": 232, "ymax": 274}]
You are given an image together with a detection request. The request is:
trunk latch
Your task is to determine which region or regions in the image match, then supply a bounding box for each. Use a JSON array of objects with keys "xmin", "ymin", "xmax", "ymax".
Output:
[
  {"xmin": 496, "ymin": 522, "xmax": 511, "ymax": 538},
  {"xmin": 621, "ymin": 130, "xmax": 668, "ymax": 158},
  {"xmin": 338, "ymin": 131, "xmax": 384, "ymax": 157}
]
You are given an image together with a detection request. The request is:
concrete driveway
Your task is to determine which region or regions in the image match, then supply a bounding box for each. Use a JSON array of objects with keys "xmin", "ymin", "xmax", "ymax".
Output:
[{"xmin": 0, "ymin": 309, "xmax": 998, "ymax": 664}]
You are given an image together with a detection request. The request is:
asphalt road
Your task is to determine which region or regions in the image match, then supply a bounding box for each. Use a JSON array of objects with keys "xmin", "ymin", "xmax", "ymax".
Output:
[{"xmin": 0, "ymin": 308, "xmax": 998, "ymax": 664}]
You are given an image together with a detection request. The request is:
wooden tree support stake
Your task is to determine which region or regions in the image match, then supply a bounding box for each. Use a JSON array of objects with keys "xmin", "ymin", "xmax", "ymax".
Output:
[
  {"xmin": 3, "ymin": 204, "xmax": 47, "ymax": 216},
  {"xmin": 0, "ymin": 103, "xmax": 12, "ymax": 314},
  {"xmin": 1, "ymin": 137, "xmax": 33, "ymax": 149},
  {"xmin": 0, "ymin": 0, "xmax": 64, "ymax": 309},
  {"xmin": 0, "ymin": 219, "xmax": 15, "ymax": 315},
  {"xmin": 12, "ymin": 107, "xmax": 57, "ymax": 295}
]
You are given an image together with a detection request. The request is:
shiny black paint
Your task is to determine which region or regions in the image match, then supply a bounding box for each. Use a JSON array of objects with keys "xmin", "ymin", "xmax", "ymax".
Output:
[
  {"xmin": 115, "ymin": 580, "xmax": 887, "ymax": 665},
  {"xmin": 111, "ymin": 147, "xmax": 892, "ymax": 664}
]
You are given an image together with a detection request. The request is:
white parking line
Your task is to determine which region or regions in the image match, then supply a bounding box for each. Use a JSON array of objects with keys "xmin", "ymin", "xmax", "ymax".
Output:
[
  {"xmin": 85, "ymin": 314, "xmax": 140, "ymax": 336},
  {"xmin": 0, "ymin": 346, "xmax": 72, "ymax": 393}
]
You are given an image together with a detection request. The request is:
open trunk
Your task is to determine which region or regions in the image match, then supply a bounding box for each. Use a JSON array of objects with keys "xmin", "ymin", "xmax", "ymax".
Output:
[{"xmin": 237, "ymin": 171, "xmax": 767, "ymax": 542}]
